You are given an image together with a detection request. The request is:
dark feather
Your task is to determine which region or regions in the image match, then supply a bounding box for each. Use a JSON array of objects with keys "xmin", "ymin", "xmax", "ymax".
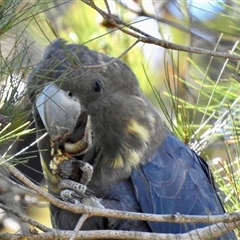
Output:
[{"xmin": 132, "ymin": 134, "xmax": 236, "ymax": 239}]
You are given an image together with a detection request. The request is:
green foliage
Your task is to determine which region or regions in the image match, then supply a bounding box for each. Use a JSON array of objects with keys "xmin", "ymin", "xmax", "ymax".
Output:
[
  {"xmin": 156, "ymin": 48, "xmax": 240, "ymax": 236},
  {"xmin": 0, "ymin": 121, "xmax": 33, "ymax": 145},
  {"xmin": 0, "ymin": 0, "xmax": 240, "ymax": 237},
  {"xmin": 0, "ymin": 2, "xmax": 50, "ymax": 144}
]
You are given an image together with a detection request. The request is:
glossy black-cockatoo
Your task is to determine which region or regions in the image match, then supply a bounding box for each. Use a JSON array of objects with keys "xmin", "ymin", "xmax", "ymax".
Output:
[{"xmin": 27, "ymin": 40, "xmax": 236, "ymax": 239}]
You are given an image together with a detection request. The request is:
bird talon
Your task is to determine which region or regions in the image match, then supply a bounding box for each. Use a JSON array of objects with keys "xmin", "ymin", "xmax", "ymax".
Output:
[
  {"xmin": 74, "ymin": 160, "xmax": 93, "ymax": 185},
  {"xmin": 59, "ymin": 178, "xmax": 95, "ymax": 200},
  {"xmin": 59, "ymin": 179, "xmax": 87, "ymax": 196},
  {"xmin": 85, "ymin": 188, "xmax": 95, "ymax": 196},
  {"xmin": 60, "ymin": 189, "xmax": 81, "ymax": 204}
]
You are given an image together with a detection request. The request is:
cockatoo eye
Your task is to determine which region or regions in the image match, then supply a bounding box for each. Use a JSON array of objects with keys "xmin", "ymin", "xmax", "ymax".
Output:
[{"xmin": 93, "ymin": 80, "xmax": 102, "ymax": 92}]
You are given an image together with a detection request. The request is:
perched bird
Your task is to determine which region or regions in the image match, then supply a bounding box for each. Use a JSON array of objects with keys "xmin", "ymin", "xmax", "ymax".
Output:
[{"xmin": 27, "ymin": 40, "xmax": 236, "ymax": 239}]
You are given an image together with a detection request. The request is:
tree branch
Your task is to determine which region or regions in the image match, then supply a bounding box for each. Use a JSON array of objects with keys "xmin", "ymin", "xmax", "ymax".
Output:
[
  {"xmin": 3, "ymin": 161, "xmax": 240, "ymax": 226},
  {"xmin": 81, "ymin": 0, "xmax": 240, "ymax": 61},
  {"xmin": 1, "ymin": 220, "xmax": 240, "ymax": 240},
  {"xmin": 70, "ymin": 214, "xmax": 89, "ymax": 240}
]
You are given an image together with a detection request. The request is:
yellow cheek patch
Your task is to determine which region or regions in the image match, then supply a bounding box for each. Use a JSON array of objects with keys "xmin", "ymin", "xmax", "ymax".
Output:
[
  {"xmin": 111, "ymin": 118, "xmax": 152, "ymax": 169},
  {"xmin": 112, "ymin": 154, "xmax": 124, "ymax": 168},
  {"xmin": 112, "ymin": 148, "xmax": 141, "ymax": 169},
  {"xmin": 127, "ymin": 149, "xmax": 141, "ymax": 167},
  {"xmin": 126, "ymin": 119, "xmax": 150, "ymax": 142}
]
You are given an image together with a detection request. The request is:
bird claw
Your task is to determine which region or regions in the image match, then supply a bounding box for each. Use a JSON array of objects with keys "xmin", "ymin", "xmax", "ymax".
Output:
[
  {"xmin": 59, "ymin": 179, "xmax": 104, "ymax": 209},
  {"xmin": 76, "ymin": 160, "xmax": 93, "ymax": 185},
  {"xmin": 56, "ymin": 158, "xmax": 93, "ymax": 186},
  {"xmin": 60, "ymin": 187, "xmax": 105, "ymax": 208},
  {"xmin": 59, "ymin": 179, "xmax": 87, "ymax": 196},
  {"xmin": 60, "ymin": 189, "xmax": 81, "ymax": 204},
  {"xmin": 59, "ymin": 179, "xmax": 95, "ymax": 204}
]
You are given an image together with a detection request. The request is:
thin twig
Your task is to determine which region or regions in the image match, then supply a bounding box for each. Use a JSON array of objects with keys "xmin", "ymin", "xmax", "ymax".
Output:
[
  {"xmin": 70, "ymin": 214, "xmax": 89, "ymax": 240},
  {"xmin": 81, "ymin": 0, "xmax": 240, "ymax": 61},
  {"xmin": 118, "ymin": 1, "xmax": 191, "ymax": 34},
  {"xmin": 0, "ymin": 170, "xmax": 37, "ymax": 195},
  {"xmin": 3, "ymin": 132, "xmax": 48, "ymax": 162},
  {"xmin": 104, "ymin": 0, "xmax": 111, "ymax": 16}
]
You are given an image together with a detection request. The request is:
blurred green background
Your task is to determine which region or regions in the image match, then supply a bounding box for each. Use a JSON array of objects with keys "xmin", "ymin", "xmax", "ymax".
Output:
[{"xmin": 0, "ymin": 0, "xmax": 239, "ymax": 237}]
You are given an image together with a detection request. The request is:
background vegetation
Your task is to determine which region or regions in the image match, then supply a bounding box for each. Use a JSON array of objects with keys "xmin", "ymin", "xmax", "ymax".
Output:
[{"xmin": 0, "ymin": 0, "xmax": 239, "ymax": 239}]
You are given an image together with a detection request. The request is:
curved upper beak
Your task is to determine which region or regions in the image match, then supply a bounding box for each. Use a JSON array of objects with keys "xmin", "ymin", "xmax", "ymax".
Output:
[{"xmin": 36, "ymin": 84, "xmax": 81, "ymax": 141}]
